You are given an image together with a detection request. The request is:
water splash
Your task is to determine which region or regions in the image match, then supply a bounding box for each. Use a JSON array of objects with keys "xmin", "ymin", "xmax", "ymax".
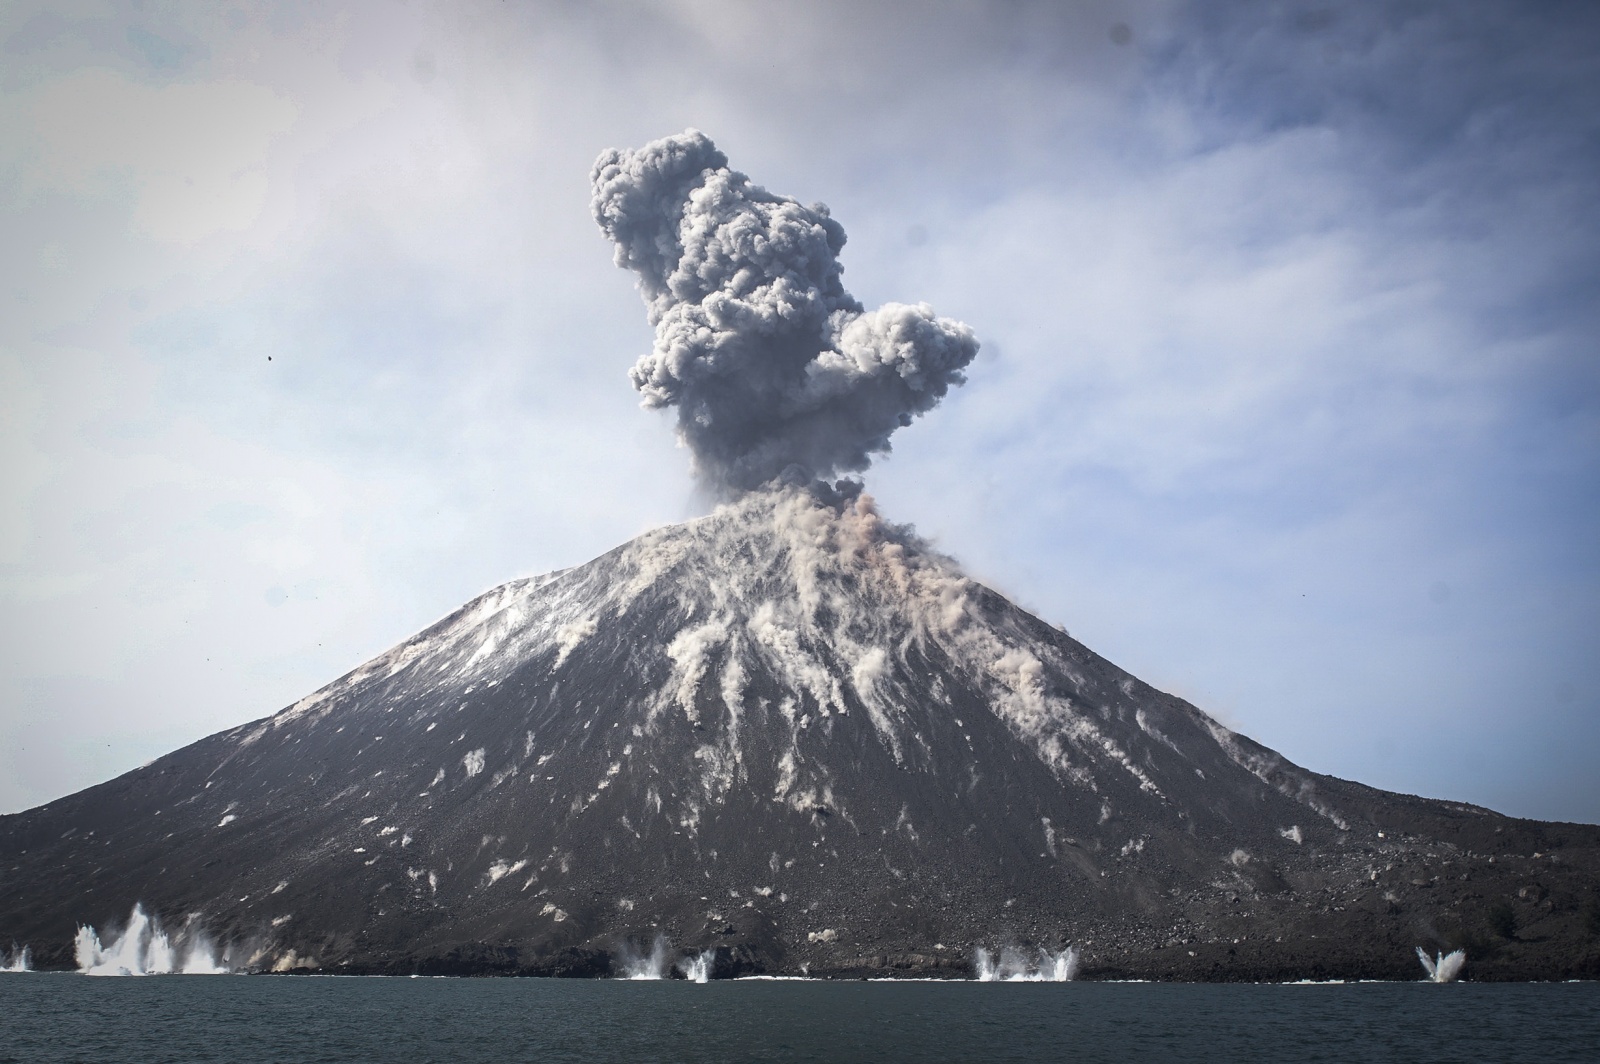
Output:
[
  {"xmin": 177, "ymin": 926, "xmax": 230, "ymax": 975},
  {"xmin": 1044, "ymin": 946, "xmax": 1080, "ymax": 982},
  {"xmin": 677, "ymin": 949, "xmax": 716, "ymax": 983},
  {"xmin": 974, "ymin": 946, "xmax": 1079, "ymax": 981},
  {"xmin": 617, "ymin": 935, "xmax": 672, "ymax": 979},
  {"xmin": 2, "ymin": 945, "xmax": 31, "ymax": 972},
  {"xmin": 74, "ymin": 904, "xmax": 231, "ymax": 976},
  {"xmin": 1416, "ymin": 947, "xmax": 1466, "ymax": 983}
]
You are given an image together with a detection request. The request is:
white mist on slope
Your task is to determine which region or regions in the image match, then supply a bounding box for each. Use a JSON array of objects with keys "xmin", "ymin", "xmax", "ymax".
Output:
[
  {"xmin": 1416, "ymin": 947, "xmax": 1466, "ymax": 983},
  {"xmin": 1, "ymin": 945, "xmax": 30, "ymax": 972},
  {"xmin": 74, "ymin": 904, "xmax": 231, "ymax": 976},
  {"xmin": 973, "ymin": 946, "xmax": 1079, "ymax": 982}
]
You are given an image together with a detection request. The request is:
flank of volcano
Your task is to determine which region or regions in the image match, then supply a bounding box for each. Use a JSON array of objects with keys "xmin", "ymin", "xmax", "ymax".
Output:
[{"xmin": 3, "ymin": 483, "xmax": 1596, "ymax": 980}]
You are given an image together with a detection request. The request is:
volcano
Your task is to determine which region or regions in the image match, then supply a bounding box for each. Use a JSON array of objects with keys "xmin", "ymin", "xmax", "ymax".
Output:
[{"xmin": 2, "ymin": 483, "xmax": 1597, "ymax": 980}]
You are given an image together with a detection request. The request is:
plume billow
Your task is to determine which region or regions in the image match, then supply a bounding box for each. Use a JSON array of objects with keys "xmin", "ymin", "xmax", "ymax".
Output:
[{"xmin": 591, "ymin": 129, "xmax": 979, "ymax": 495}]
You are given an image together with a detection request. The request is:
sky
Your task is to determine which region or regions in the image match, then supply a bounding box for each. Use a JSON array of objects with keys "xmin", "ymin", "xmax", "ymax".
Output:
[{"xmin": 2, "ymin": 0, "xmax": 1596, "ymax": 823}]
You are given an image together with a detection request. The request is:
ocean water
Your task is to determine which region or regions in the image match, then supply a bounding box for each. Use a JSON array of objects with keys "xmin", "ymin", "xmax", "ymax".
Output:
[{"xmin": 1, "ymin": 974, "xmax": 1596, "ymax": 1063}]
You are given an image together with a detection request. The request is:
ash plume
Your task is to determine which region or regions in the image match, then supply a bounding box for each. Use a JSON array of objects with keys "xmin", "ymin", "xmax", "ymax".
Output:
[{"xmin": 591, "ymin": 129, "xmax": 980, "ymax": 495}]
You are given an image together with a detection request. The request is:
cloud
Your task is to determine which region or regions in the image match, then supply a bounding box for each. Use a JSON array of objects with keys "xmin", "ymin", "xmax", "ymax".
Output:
[{"xmin": 10, "ymin": 68, "xmax": 295, "ymax": 243}]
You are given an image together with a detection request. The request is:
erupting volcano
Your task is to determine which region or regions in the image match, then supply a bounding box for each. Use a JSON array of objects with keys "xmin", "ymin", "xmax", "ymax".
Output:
[{"xmin": 2, "ymin": 132, "xmax": 1596, "ymax": 981}]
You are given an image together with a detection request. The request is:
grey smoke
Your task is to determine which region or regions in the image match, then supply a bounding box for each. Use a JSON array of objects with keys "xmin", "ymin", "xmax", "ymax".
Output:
[{"xmin": 591, "ymin": 130, "xmax": 980, "ymax": 495}]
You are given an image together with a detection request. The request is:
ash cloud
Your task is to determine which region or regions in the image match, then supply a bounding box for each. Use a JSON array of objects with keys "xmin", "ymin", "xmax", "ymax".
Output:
[{"xmin": 591, "ymin": 130, "xmax": 979, "ymax": 495}]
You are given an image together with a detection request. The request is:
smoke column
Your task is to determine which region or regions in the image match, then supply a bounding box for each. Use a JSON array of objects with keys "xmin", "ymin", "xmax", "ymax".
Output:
[{"xmin": 591, "ymin": 130, "xmax": 980, "ymax": 496}]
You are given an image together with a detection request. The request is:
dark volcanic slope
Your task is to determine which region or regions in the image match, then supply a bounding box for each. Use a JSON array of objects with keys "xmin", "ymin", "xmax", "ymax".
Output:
[{"xmin": 3, "ymin": 486, "xmax": 1598, "ymax": 979}]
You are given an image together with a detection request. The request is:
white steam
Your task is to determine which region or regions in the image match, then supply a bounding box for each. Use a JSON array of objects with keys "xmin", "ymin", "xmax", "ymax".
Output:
[
  {"xmin": 1416, "ymin": 947, "xmax": 1466, "ymax": 983},
  {"xmin": 1, "ymin": 945, "xmax": 31, "ymax": 972},
  {"xmin": 973, "ymin": 945, "xmax": 1079, "ymax": 982},
  {"xmin": 592, "ymin": 129, "xmax": 979, "ymax": 495},
  {"xmin": 74, "ymin": 903, "xmax": 231, "ymax": 976}
]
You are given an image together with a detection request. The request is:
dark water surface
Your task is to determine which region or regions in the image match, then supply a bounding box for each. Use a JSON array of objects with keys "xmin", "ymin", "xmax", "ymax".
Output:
[{"xmin": 2, "ymin": 974, "xmax": 1595, "ymax": 1063}]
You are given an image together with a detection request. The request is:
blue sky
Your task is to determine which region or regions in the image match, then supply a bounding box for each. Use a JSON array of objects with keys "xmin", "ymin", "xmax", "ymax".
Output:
[{"xmin": 2, "ymin": 1, "xmax": 1596, "ymax": 822}]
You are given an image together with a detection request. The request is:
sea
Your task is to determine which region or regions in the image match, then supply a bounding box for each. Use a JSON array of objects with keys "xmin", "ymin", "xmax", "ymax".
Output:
[{"xmin": 2, "ymin": 974, "xmax": 1596, "ymax": 1063}]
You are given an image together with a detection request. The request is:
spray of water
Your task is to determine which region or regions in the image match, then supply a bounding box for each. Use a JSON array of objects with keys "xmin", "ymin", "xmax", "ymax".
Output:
[
  {"xmin": 1415, "ymin": 947, "xmax": 1466, "ymax": 983},
  {"xmin": 1045, "ymin": 946, "xmax": 1081, "ymax": 982},
  {"xmin": 973, "ymin": 946, "xmax": 1079, "ymax": 982},
  {"xmin": 677, "ymin": 949, "xmax": 716, "ymax": 983},
  {"xmin": 177, "ymin": 925, "xmax": 230, "ymax": 975},
  {"xmin": 1, "ymin": 945, "xmax": 31, "ymax": 972},
  {"xmin": 74, "ymin": 904, "xmax": 231, "ymax": 976},
  {"xmin": 617, "ymin": 935, "xmax": 673, "ymax": 979}
]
